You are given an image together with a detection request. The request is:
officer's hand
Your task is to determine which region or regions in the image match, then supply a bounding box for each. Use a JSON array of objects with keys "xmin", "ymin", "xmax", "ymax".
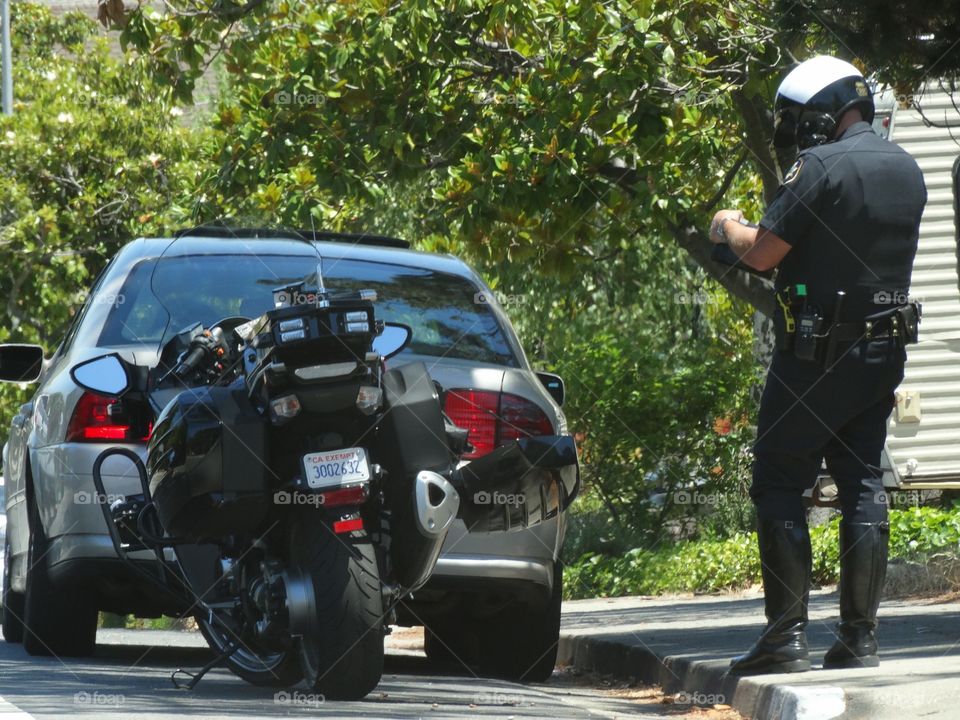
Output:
[{"xmin": 709, "ymin": 209, "xmax": 744, "ymax": 244}]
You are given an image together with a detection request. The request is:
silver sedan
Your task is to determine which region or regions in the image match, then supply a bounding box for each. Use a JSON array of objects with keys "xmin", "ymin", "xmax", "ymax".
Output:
[{"xmin": 0, "ymin": 231, "xmax": 572, "ymax": 680}]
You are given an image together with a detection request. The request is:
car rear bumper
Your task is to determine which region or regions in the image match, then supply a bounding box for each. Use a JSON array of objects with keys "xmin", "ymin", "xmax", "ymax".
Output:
[
  {"xmin": 431, "ymin": 514, "xmax": 563, "ymax": 589},
  {"xmin": 432, "ymin": 554, "xmax": 555, "ymax": 588},
  {"xmin": 44, "ymin": 536, "xmax": 183, "ymax": 616},
  {"xmin": 46, "ymin": 532, "xmax": 168, "ymax": 566},
  {"xmin": 32, "ymin": 442, "xmax": 564, "ymax": 593}
]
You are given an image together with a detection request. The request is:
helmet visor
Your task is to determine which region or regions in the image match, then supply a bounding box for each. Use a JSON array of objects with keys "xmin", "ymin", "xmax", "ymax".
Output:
[{"xmin": 773, "ymin": 106, "xmax": 799, "ymax": 148}]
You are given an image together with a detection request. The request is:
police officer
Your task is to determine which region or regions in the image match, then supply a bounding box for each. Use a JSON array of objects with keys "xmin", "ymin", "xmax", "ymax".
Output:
[{"xmin": 707, "ymin": 55, "xmax": 927, "ymax": 675}]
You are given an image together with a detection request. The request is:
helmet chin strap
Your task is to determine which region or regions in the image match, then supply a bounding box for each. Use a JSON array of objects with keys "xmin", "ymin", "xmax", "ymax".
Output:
[
  {"xmin": 795, "ymin": 107, "xmax": 864, "ymax": 149},
  {"xmin": 796, "ymin": 111, "xmax": 837, "ymax": 149}
]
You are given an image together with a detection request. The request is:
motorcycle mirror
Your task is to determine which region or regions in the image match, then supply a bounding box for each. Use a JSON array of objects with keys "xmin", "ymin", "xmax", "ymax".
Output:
[
  {"xmin": 70, "ymin": 354, "xmax": 131, "ymax": 397},
  {"xmin": 373, "ymin": 323, "xmax": 412, "ymax": 359}
]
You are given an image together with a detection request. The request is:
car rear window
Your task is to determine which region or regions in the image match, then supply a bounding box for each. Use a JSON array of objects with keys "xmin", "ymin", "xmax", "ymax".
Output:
[{"xmin": 95, "ymin": 254, "xmax": 518, "ymax": 366}]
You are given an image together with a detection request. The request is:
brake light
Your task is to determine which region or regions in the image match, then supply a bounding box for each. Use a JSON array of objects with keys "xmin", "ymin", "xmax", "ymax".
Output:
[
  {"xmin": 65, "ymin": 392, "xmax": 150, "ymax": 443},
  {"xmin": 497, "ymin": 392, "xmax": 555, "ymax": 443},
  {"xmin": 317, "ymin": 484, "xmax": 370, "ymax": 507},
  {"xmin": 444, "ymin": 390, "xmax": 499, "ymax": 457},
  {"xmin": 444, "ymin": 390, "xmax": 554, "ymax": 459},
  {"xmin": 333, "ymin": 517, "xmax": 364, "ymax": 534}
]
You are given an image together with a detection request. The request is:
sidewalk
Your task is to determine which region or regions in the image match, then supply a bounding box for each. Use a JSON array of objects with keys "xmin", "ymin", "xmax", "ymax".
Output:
[{"xmin": 558, "ymin": 589, "xmax": 960, "ymax": 720}]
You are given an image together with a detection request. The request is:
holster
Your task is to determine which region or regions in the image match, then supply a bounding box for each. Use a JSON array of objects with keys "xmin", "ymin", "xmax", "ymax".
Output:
[
  {"xmin": 892, "ymin": 301, "xmax": 921, "ymax": 344},
  {"xmin": 834, "ymin": 302, "xmax": 922, "ymax": 346}
]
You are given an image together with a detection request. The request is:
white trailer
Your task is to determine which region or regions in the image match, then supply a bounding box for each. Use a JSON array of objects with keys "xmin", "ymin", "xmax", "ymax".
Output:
[{"xmin": 877, "ymin": 83, "xmax": 960, "ymax": 488}]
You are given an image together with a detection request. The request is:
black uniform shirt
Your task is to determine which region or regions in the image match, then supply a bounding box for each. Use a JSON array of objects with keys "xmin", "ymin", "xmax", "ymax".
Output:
[{"xmin": 760, "ymin": 121, "xmax": 927, "ymax": 318}]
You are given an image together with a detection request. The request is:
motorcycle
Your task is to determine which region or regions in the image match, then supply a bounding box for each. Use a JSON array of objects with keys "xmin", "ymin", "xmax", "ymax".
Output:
[{"xmin": 71, "ymin": 259, "xmax": 579, "ymax": 699}]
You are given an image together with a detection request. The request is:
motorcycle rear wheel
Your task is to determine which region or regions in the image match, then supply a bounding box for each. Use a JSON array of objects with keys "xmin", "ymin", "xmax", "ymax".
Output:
[
  {"xmin": 289, "ymin": 508, "xmax": 384, "ymax": 700},
  {"xmin": 195, "ymin": 612, "xmax": 303, "ymax": 688}
]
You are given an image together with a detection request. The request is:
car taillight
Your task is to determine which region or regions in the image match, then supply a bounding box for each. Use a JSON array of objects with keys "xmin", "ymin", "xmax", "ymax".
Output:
[
  {"xmin": 444, "ymin": 390, "xmax": 499, "ymax": 457},
  {"xmin": 497, "ymin": 392, "xmax": 555, "ymax": 443},
  {"xmin": 65, "ymin": 392, "xmax": 150, "ymax": 443},
  {"xmin": 444, "ymin": 390, "xmax": 554, "ymax": 459}
]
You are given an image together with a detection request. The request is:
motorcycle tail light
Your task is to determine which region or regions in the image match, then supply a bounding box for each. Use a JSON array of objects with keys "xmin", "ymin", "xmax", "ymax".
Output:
[
  {"xmin": 319, "ymin": 484, "xmax": 369, "ymax": 508},
  {"xmin": 270, "ymin": 394, "xmax": 301, "ymax": 419},
  {"xmin": 443, "ymin": 390, "xmax": 554, "ymax": 459},
  {"xmin": 355, "ymin": 385, "xmax": 382, "ymax": 415},
  {"xmin": 65, "ymin": 392, "xmax": 150, "ymax": 443},
  {"xmin": 333, "ymin": 517, "xmax": 364, "ymax": 534}
]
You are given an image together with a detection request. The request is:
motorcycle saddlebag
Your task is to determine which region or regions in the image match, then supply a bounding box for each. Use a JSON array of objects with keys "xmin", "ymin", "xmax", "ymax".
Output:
[
  {"xmin": 148, "ymin": 385, "xmax": 269, "ymax": 541},
  {"xmin": 375, "ymin": 362, "xmax": 454, "ymax": 590}
]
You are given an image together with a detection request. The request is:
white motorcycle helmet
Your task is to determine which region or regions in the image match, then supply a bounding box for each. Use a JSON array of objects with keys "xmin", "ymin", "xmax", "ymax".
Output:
[{"xmin": 773, "ymin": 56, "xmax": 875, "ymax": 150}]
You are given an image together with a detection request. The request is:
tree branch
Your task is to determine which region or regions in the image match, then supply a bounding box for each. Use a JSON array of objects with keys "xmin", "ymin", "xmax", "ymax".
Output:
[
  {"xmin": 595, "ymin": 159, "xmax": 641, "ymax": 194},
  {"xmin": 700, "ymin": 150, "xmax": 748, "ymax": 213},
  {"xmin": 730, "ymin": 89, "xmax": 779, "ymax": 203},
  {"xmin": 668, "ymin": 221, "xmax": 775, "ymax": 317}
]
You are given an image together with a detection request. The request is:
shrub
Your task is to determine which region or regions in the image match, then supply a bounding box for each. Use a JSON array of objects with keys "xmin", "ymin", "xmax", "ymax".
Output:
[{"xmin": 564, "ymin": 506, "xmax": 960, "ymax": 599}]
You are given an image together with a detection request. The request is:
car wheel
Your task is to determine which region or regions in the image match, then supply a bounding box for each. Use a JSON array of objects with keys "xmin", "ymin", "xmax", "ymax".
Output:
[
  {"xmin": 22, "ymin": 496, "xmax": 98, "ymax": 657},
  {"xmin": 423, "ymin": 622, "xmax": 476, "ymax": 670},
  {"xmin": 424, "ymin": 562, "xmax": 564, "ymax": 682},
  {"xmin": 1, "ymin": 536, "xmax": 25, "ymax": 643},
  {"xmin": 477, "ymin": 561, "xmax": 563, "ymax": 682}
]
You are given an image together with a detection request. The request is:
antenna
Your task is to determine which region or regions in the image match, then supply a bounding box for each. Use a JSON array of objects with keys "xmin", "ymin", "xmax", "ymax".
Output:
[{"xmin": 309, "ymin": 210, "xmax": 325, "ymax": 299}]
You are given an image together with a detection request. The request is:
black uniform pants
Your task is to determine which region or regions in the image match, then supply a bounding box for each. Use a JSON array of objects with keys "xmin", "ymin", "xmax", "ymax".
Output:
[{"xmin": 751, "ymin": 339, "xmax": 905, "ymax": 524}]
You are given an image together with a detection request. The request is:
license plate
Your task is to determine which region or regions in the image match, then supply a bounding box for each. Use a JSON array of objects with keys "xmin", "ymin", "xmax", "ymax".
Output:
[{"xmin": 302, "ymin": 447, "xmax": 370, "ymax": 490}]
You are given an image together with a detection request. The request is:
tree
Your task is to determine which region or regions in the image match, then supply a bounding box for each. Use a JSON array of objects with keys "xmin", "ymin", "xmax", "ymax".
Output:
[
  {"xmin": 0, "ymin": 3, "xmax": 208, "ymax": 429},
  {"xmin": 777, "ymin": 0, "xmax": 960, "ymax": 90},
  {"xmin": 104, "ymin": 0, "xmax": 793, "ymax": 315}
]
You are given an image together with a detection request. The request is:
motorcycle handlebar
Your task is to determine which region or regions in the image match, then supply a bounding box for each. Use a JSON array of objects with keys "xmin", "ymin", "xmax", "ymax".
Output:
[
  {"xmin": 173, "ymin": 327, "xmax": 225, "ymax": 379},
  {"xmin": 173, "ymin": 344, "xmax": 206, "ymax": 378}
]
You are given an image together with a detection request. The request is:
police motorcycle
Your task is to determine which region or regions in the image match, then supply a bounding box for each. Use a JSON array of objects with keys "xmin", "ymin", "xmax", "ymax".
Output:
[{"xmin": 70, "ymin": 252, "xmax": 579, "ymax": 699}]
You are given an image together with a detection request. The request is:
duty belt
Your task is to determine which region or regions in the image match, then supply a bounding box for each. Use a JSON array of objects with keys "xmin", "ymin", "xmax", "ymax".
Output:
[
  {"xmin": 830, "ymin": 302, "xmax": 921, "ymax": 344},
  {"xmin": 773, "ymin": 287, "xmax": 920, "ymax": 369}
]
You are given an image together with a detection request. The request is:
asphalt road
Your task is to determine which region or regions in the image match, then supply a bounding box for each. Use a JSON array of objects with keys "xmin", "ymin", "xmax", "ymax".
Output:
[
  {"xmin": 0, "ymin": 628, "xmax": 663, "ymax": 719},
  {"xmin": 0, "ymin": 479, "xmax": 715, "ymax": 719}
]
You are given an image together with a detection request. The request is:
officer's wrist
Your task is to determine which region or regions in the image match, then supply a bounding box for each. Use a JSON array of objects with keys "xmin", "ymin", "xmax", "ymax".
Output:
[{"xmin": 718, "ymin": 217, "xmax": 732, "ymax": 242}]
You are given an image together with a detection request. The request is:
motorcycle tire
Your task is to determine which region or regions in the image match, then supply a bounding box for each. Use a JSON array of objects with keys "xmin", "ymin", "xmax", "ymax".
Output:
[
  {"xmin": 289, "ymin": 508, "xmax": 384, "ymax": 700},
  {"xmin": 195, "ymin": 612, "xmax": 303, "ymax": 688}
]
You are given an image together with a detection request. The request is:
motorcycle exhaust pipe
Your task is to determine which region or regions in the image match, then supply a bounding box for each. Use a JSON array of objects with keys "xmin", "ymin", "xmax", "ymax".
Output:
[
  {"xmin": 413, "ymin": 470, "xmax": 460, "ymax": 537},
  {"xmin": 390, "ymin": 470, "xmax": 460, "ymax": 592}
]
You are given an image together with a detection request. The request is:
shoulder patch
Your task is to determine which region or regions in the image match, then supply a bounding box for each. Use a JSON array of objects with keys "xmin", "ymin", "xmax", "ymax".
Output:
[{"xmin": 783, "ymin": 158, "xmax": 804, "ymax": 184}]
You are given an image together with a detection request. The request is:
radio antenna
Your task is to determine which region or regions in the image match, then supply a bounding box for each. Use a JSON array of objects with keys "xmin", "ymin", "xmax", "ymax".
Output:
[{"xmin": 308, "ymin": 210, "xmax": 325, "ymax": 298}]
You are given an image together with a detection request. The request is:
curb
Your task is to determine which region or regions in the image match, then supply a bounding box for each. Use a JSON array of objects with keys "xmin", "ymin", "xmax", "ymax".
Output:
[{"xmin": 557, "ymin": 633, "xmax": 848, "ymax": 720}]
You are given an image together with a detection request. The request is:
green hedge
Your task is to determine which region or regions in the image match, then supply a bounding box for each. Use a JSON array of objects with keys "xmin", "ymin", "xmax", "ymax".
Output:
[{"xmin": 564, "ymin": 506, "xmax": 960, "ymax": 599}]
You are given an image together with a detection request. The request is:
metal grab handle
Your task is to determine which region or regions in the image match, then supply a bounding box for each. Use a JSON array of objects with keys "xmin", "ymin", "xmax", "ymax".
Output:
[
  {"xmin": 91, "ymin": 447, "xmax": 150, "ymax": 560},
  {"xmin": 91, "ymin": 446, "xmax": 198, "ymax": 611}
]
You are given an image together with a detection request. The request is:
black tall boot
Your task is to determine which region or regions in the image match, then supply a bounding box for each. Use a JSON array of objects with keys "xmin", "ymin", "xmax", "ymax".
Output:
[
  {"xmin": 729, "ymin": 519, "xmax": 812, "ymax": 675},
  {"xmin": 823, "ymin": 521, "xmax": 889, "ymax": 669}
]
